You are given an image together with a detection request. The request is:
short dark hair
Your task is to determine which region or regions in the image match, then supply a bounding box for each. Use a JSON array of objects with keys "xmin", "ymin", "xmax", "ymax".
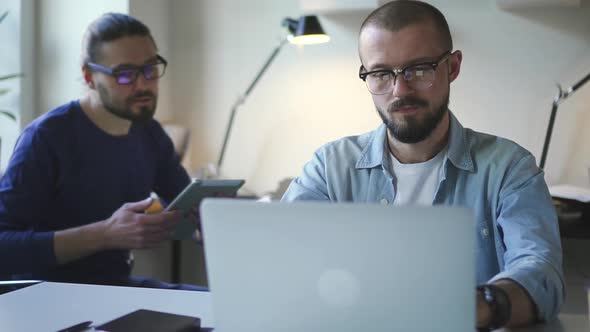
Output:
[
  {"xmin": 360, "ymin": 0, "xmax": 453, "ymax": 51},
  {"xmin": 81, "ymin": 12, "xmax": 156, "ymax": 65}
]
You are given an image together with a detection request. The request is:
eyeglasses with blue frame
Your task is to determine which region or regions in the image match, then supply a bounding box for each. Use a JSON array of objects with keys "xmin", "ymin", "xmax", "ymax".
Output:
[{"xmin": 86, "ymin": 55, "xmax": 168, "ymax": 85}]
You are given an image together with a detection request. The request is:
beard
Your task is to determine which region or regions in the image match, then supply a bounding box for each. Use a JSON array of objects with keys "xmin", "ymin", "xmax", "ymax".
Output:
[
  {"xmin": 98, "ymin": 85, "xmax": 157, "ymax": 123},
  {"xmin": 377, "ymin": 94, "xmax": 449, "ymax": 144}
]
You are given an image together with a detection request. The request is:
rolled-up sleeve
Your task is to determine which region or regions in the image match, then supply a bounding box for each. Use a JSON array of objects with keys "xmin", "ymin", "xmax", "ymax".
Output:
[{"xmin": 491, "ymin": 153, "xmax": 565, "ymax": 321}]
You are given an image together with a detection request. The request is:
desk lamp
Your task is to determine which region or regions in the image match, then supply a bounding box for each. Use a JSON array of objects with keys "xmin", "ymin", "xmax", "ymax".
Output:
[
  {"xmin": 216, "ymin": 15, "xmax": 330, "ymax": 170},
  {"xmin": 539, "ymin": 70, "xmax": 590, "ymax": 170}
]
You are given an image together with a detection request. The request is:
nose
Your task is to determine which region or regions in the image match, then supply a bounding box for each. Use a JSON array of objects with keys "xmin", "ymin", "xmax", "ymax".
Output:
[
  {"xmin": 391, "ymin": 74, "xmax": 414, "ymax": 97},
  {"xmin": 133, "ymin": 72, "xmax": 155, "ymax": 90}
]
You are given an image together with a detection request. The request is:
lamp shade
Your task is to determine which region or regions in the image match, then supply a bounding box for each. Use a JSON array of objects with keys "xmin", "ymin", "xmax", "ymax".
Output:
[{"xmin": 282, "ymin": 15, "xmax": 330, "ymax": 45}]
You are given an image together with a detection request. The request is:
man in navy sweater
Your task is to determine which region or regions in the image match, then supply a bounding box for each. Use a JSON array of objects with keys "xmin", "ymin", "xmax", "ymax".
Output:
[{"xmin": 0, "ymin": 13, "xmax": 199, "ymax": 290}]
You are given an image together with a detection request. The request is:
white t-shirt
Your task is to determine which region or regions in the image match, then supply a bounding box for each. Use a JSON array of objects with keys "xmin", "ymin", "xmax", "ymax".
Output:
[{"xmin": 389, "ymin": 147, "xmax": 447, "ymax": 206}]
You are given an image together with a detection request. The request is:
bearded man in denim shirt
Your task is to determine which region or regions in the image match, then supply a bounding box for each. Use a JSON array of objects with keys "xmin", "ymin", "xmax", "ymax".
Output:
[{"xmin": 282, "ymin": 1, "xmax": 564, "ymax": 330}]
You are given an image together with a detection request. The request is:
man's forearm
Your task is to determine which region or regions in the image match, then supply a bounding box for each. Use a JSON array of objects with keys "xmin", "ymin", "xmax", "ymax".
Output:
[{"xmin": 53, "ymin": 221, "xmax": 107, "ymax": 265}]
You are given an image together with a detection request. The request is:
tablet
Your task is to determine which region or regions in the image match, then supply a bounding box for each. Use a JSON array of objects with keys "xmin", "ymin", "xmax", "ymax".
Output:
[{"xmin": 167, "ymin": 179, "xmax": 245, "ymax": 240}]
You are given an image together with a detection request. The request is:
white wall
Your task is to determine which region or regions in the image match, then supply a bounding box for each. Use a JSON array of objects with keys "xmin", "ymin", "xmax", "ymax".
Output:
[
  {"xmin": 36, "ymin": 0, "xmax": 128, "ymax": 116},
  {"xmin": 442, "ymin": 1, "xmax": 590, "ymax": 187},
  {"xmin": 170, "ymin": 0, "xmax": 590, "ymax": 195}
]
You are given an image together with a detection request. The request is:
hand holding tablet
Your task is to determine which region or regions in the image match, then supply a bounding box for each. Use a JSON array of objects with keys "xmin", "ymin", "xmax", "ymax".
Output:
[{"xmin": 166, "ymin": 179, "xmax": 245, "ymax": 240}]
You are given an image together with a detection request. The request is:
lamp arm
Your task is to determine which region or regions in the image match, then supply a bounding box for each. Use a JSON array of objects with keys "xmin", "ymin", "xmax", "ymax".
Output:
[
  {"xmin": 243, "ymin": 37, "xmax": 289, "ymax": 98},
  {"xmin": 539, "ymin": 98, "xmax": 559, "ymax": 170},
  {"xmin": 539, "ymin": 69, "xmax": 590, "ymax": 170},
  {"xmin": 566, "ymin": 70, "xmax": 590, "ymax": 98},
  {"xmin": 217, "ymin": 37, "xmax": 289, "ymax": 168}
]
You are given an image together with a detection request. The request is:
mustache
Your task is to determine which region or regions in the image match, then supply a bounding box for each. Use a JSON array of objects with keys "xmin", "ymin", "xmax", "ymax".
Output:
[
  {"xmin": 132, "ymin": 91, "xmax": 156, "ymax": 99},
  {"xmin": 388, "ymin": 97, "xmax": 428, "ymax": 112}
]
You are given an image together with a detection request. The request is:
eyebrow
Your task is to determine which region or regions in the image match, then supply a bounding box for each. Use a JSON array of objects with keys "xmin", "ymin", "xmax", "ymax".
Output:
[
  {"xmin": 111, "ymin": 56, "xmax": 160, "ymax": 71},
  {"xmin": 367, "ymin": 55, "xmax": 441, "ymax": 71}
]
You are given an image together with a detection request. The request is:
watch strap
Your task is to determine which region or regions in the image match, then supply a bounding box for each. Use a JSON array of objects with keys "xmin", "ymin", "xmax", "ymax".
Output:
[{"xmin": 477, "ymin": 284, "xmax": 512, "ymax": 329}]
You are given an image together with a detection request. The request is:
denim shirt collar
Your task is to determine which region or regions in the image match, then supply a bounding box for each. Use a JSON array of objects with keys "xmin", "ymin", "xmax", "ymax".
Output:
[
  {"xmin": 446, "ymin": 111, "xmax": 475, "ymax": 172},
  {"xmin": 355, "ymin": 110, "xmax": 475, "ymax": 173},
  {"xmin": 355, "ymin": 124, "xmax": 388, "ymax": 169}
]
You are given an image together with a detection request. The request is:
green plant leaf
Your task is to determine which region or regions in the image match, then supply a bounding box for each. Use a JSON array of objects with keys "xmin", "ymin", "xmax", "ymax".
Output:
[
  {"xmin": 0, "ymin": 11, "xmax": 8, "ymax": 24},
  {"xmin": 0, "ymin": 73, "xmax": 22, "ymax": 81},
  {"xmin": 0, "ymin": 110, "xmax": 16, "ymax": 121}
]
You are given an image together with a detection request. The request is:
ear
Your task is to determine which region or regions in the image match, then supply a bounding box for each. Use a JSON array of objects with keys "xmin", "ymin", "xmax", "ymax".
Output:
[
  {"xmin": 448, "ymin": 50, "xmax": 462, "ymax": 83},
  {"xmin": 82, "ymin": 66, "xmax": 95, "ymax": 89}
]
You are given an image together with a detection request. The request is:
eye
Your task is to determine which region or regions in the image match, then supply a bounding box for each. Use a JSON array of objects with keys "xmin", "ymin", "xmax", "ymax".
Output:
[
  {"xmin": 369, "ymin": 71, "xmax": 392, "ymax": 81},
  {"xmin": 144, "ymin": 64, "xmax": 158, "ymax": 75},
  {"xmin": 114, "ymin": 69, "xmax": 136, "ymax": 84},
  {"xmin": 406, "ymin": 65, "xmax": 433, "ymax": 79}
]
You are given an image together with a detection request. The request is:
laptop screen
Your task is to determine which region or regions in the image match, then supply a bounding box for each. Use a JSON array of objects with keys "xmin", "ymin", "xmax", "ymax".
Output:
[{"xmin": 201, "ymin": 199, "xmax": 475, "ymax": 332}]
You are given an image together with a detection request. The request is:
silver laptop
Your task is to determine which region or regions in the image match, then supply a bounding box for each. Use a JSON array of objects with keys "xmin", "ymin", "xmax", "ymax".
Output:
[{"xmin": 201, "ymin": 199, "xmax": 475, "ymax": 332}]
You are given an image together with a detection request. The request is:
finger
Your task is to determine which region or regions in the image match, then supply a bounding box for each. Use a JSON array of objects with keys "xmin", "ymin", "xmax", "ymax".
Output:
[
  {"xmin": 138, "ymin": 210, "xmax": 183, "ymax": 225},
  {"xmin": 160, "ymin": 210, "xmax": 183, "ymax": 220},
  {"xmin": 138, "ymin": 217, "xmax": 180, "ymax": 236},
  {"xmin": 123, "ymin": 197, "xmax": 154, "ymax": 212}
]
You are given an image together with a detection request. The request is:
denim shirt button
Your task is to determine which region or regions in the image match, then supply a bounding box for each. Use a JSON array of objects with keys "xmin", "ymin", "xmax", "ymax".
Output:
[
  {"xmin": 481, "ymin": 228, "xmax": 489, "ymax": 238},
  {"xmin": 380, "ymin": 198, "xmax": 388, "ymax": 205}
]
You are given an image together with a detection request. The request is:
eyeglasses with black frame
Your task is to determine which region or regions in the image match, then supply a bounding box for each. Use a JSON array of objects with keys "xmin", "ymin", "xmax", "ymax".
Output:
[
  {"xmin": 86, "ymin": 55, "xmax": 168, "ymax": 85},
  {"xmin": 359, "ymin": 51, "xmax": 453, "ymax": 95}
]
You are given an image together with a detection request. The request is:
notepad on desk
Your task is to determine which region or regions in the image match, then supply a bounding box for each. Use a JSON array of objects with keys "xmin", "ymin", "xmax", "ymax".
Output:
[{"xmin": 95, "ymin": 309, "xmax": 201, "ymax": 332}]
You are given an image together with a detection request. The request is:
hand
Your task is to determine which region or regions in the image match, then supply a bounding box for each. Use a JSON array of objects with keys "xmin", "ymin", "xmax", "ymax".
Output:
[{"xmin": 100, "ymin": 197, "xmax": 183, "ymax": 249}]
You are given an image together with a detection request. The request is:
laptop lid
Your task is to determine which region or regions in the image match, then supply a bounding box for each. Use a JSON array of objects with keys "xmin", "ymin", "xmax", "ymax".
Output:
[{"xmin": 201, "ymin": 199, "xmax": 475, "ymax": 332}]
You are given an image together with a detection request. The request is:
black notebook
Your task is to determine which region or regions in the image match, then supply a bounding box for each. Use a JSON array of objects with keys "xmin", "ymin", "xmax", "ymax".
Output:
[{"xmin": 95, "ymin": 309, "xmax": 201, "ymax": 332}]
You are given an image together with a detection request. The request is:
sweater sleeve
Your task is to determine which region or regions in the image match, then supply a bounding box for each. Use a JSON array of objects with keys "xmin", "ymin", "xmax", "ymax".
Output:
[{"xmin": 0, "ymin": 126, "xmax": 59, "ymax": 277}]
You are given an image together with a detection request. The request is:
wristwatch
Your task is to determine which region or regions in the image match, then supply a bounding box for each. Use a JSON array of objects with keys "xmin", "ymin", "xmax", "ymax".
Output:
[{"xmin": 477, "ymin": 284, "xmax": 512, "ymax": 330}]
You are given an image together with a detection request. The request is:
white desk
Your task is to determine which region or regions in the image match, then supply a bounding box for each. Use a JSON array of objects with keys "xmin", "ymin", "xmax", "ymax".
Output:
[
  {"xmin": 0, "ymin": 282, "xmax": 214, "ymax": 332},
  {"xmin": 0, "ymin": 282, "xmax": 587, "ymax": 332}
]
